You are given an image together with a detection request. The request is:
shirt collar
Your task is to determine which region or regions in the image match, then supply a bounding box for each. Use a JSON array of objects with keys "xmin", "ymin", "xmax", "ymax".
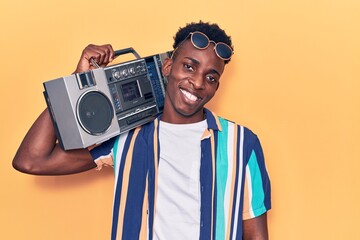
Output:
[
  {"xmin": 156, "ymin": 108, "xmax": 222, "ymax": 132},
  {"xmin": 204, "ymin": 108, "xmax": 222, "ymax": 132}
]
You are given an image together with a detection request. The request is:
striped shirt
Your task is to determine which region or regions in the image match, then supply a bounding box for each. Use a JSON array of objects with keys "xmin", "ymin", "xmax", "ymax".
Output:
[{"xmin": 90, "ymin": 109, "xmax": 271, "ymax": 240}]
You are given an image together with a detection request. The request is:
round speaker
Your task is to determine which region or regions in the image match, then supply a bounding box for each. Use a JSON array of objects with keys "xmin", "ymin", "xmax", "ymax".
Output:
[{"xmin": 77, "ymin": 91, "xmax": 114, "ymax": 135}]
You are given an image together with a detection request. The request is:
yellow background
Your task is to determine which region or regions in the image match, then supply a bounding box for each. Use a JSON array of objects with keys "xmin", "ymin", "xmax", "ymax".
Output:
[{"xmin": 1, "ymin": 0, "xmax": 359, "ymax": 239}]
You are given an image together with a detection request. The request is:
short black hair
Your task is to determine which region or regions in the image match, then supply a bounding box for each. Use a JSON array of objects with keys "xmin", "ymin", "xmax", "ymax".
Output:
[{"xmin": 173, "ymin": 21, "xmax": 234, "ymax": 64}]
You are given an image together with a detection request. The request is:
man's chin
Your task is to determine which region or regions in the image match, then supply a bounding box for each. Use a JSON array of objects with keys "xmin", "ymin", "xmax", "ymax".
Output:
[{"xmin": 175, "ymin": 107, "xmax": 205, "ymax": 119}]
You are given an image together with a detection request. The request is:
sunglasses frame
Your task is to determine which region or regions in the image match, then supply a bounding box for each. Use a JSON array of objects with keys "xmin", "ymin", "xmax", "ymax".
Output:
[{"xmin": 188, "ymin": 31, "xmax": 233, "ymax": 61}]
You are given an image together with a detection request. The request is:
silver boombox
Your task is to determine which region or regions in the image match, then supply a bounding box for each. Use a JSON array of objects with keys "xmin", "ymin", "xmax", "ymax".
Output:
[{"xmin": 44, "ymin": 48, "xmax": 171, "ymax": 150}]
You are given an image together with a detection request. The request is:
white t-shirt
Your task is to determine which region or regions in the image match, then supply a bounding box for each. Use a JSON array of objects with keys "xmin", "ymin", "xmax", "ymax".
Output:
[{"xmin": 153, "ymin": 120, "xmax": 207, "ymax": 240}]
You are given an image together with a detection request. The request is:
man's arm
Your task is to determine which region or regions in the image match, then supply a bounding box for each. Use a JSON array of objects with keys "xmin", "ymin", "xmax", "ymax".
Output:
[
  {"xmin": 243, "ymin": 213, "xmax": 269, "ymax": 240},
  {"xmin": 12, "ymin": 44, "xmax": 116, "ymax": 175},
  {"xmin": 12, "ymin": 109, "xmax": 96, "ymax": 175}
]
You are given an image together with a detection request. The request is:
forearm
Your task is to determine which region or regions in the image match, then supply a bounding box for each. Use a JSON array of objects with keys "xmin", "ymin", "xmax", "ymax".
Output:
[
  {"xmin": 13, "ymin": 109, "xmax": 96, "ymax": 175},
  {"xmin": 242, "ymin": 213, "xmax": 269, "ymax": 240}
]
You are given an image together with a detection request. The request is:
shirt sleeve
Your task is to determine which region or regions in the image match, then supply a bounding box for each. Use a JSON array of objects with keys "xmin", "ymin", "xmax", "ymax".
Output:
[
  {"xmin": 242, "ymin": 136, "xmax": 271, "ymax": 220},
  {"xmin": 88, "ymin": 137, "xmax": 117, "ymax": 170}
]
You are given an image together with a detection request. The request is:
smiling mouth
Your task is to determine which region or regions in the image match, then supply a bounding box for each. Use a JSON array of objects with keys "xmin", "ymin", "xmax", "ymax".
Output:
[{"xmin": 180, "ymin": 89, "xmax": 201, "ymax": 102}]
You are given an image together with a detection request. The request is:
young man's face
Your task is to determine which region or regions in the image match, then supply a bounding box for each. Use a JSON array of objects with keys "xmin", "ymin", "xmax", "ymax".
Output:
[{"xmin": 161, "ymin": 40, "xmax": 225, "ymax": 124}]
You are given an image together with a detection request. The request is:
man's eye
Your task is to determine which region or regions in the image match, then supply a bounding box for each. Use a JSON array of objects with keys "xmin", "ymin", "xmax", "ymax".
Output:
[
  {"xmin": 207, "ymin": 75, "xmax": 218, "ymax": 83},
  {"xmin": 184, "ymin": 64, "xmax": 194, "ymax": 71}
]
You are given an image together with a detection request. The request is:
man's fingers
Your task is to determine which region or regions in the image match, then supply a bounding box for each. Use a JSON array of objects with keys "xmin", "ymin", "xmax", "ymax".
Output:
[
  {"xmin": 74, "ymin": 44, "xmax": 114, "ymax": 73},
  {"xmin": 84, "ymin": 44, "xmax": 114, "ymax": 67}
]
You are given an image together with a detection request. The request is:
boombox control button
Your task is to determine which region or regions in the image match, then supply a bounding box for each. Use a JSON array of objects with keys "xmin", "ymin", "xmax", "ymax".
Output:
[
  {"xmin": 135, "ymin": 107, "xmax": 144, "ymax": 113},
  {"xmin": 129, "ymin": 67, "xmax": 135, "ymax": 75},
  {"xmin": 122, "ymin": 69, "xmax": 128, "ymax": 77},
  {"xmin": 112, "ymin": 70, "xmax": 121, "ymax": 80}
]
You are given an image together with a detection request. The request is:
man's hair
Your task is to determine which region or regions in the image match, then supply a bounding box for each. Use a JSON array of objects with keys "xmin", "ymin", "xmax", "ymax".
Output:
[{"xmin": 173, "ymin": 21, "xmax": 234, "ymax": 64}]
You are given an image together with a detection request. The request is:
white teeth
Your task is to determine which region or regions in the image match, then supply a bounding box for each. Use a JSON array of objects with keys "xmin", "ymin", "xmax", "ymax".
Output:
[{"xmin": 180, "ymin": 89, "xmax": 198, "ymax": 101}]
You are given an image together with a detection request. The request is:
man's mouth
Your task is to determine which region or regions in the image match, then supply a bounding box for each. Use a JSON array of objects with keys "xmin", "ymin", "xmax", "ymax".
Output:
[{"xmin": 180, "ymin": 89, "xmax": 201, "ymax": 102}]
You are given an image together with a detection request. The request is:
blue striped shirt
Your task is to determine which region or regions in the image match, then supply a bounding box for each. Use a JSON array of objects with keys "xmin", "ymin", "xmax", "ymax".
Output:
[{"xmin": 90, "ymin": 109, "xmax": 271, "ymax": 239}]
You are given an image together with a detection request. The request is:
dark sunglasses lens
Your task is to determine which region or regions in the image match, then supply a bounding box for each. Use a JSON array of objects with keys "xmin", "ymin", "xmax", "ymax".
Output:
[
  {"xmin": 216, "ymin": 43, "xmax": 232, "ymax": 59},
  {"xmin": 192, "ymin": 33, "xmax": 209, "ymax": 49}
]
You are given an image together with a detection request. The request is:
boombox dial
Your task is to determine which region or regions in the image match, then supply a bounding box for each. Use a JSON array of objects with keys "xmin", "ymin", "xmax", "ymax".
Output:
[
  {"xmin": 129, "ymin": 67, "xmax": 135, "ymax": 74},
  {"xmin": 112, "ymin": 70, "xmax": 121, "ymax": 80}
]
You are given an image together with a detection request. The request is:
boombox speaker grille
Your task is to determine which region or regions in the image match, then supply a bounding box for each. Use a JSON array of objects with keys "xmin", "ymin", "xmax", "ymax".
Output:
[{"xmin": 77, "ymin": 91, "xmax": 114, "ymax": 135}]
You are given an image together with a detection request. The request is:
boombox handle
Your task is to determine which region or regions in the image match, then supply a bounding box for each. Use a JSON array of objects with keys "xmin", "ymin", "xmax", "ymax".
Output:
[
  {"xmin": 90, "ymin": 47, "xmax": 141, "ymax": 68},
  {"xmin": 114, "ymin": 47, "xmax": 141, "ymax": 59}
]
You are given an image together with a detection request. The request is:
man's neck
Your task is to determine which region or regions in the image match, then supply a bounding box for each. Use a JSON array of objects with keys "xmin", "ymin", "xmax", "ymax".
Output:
[{"xmin": 160, "ymin": 108, "xmax": 205, "ymax": 124}]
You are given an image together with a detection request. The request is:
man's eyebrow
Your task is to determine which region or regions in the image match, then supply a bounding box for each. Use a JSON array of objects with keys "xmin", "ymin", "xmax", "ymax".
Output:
[
  {"xmin": 184, "ymin": 57, "xmax": 221, "ymax": 76},
  {"xmin": 208, "ymin": 68, "xmax": 221, "ymax": 76},
  {"xmin": 185, "ymin": 57, "xmax": 200, "ymax": 65}
]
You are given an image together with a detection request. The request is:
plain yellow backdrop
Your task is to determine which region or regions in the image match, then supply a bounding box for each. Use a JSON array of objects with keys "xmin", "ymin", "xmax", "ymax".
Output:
[{"xmin": 1, "ymin": 0, "xmax": 359, "ymax": 239}]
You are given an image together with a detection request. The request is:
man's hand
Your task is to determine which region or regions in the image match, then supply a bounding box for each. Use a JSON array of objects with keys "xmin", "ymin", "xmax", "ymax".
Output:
[{"xmin": 74, "ymin": 44, "xmax": 115, "ymax": 73}]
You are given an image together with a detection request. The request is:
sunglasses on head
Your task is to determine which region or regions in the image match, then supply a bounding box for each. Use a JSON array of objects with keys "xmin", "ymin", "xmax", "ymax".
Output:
[{"xmin": 177, "ymin": 31, "xmax": 233, "ymax": 61}]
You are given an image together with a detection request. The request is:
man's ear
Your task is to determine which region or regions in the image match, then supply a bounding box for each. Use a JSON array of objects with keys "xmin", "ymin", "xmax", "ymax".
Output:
[{"xmin": 162, "ymin": 58, "xmax": 173, "ymax": 77}]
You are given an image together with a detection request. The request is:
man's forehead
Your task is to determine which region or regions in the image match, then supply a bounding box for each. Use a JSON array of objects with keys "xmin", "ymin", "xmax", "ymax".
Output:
[
  {"xmin": 178, "ymin": 41, "xmax": 216, "ymax": 59},
  {"xmin": 177, "ymin": 41, "xmax": 225, "ymax": 72}
]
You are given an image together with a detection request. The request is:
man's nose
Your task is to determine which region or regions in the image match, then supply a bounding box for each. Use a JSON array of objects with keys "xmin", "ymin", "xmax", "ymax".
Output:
[{"xmin": 189, "ymin": 73, "xmax": 205, "ymax": 89}]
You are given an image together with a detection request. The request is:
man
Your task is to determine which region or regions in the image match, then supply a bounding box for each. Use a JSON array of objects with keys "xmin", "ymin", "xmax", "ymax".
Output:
[{"xmin": 13, "ymin": 21, "xmax": 271, "ymax": 239}]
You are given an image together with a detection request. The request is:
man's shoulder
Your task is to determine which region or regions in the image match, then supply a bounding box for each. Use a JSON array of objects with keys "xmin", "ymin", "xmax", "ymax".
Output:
[
  {"xmin": 208, "ymin": 110, "xmax": 257, "ymax": 137},
  {"xmin": 128, "ymin": 118, "xmax": 158, "ymax": 138},
  {"xmin": 215, "ymin": 116, "xmax": 264, "ymax": 160},
  {"xmin": 220, "ymin": 116, "xmax": 257, "ymax": 135}
]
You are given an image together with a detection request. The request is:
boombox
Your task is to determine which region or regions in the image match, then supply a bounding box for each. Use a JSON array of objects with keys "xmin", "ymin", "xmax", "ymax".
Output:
[{"xmin": 44, "ymin": 48, "xmax": 171, "ymax": 150}]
